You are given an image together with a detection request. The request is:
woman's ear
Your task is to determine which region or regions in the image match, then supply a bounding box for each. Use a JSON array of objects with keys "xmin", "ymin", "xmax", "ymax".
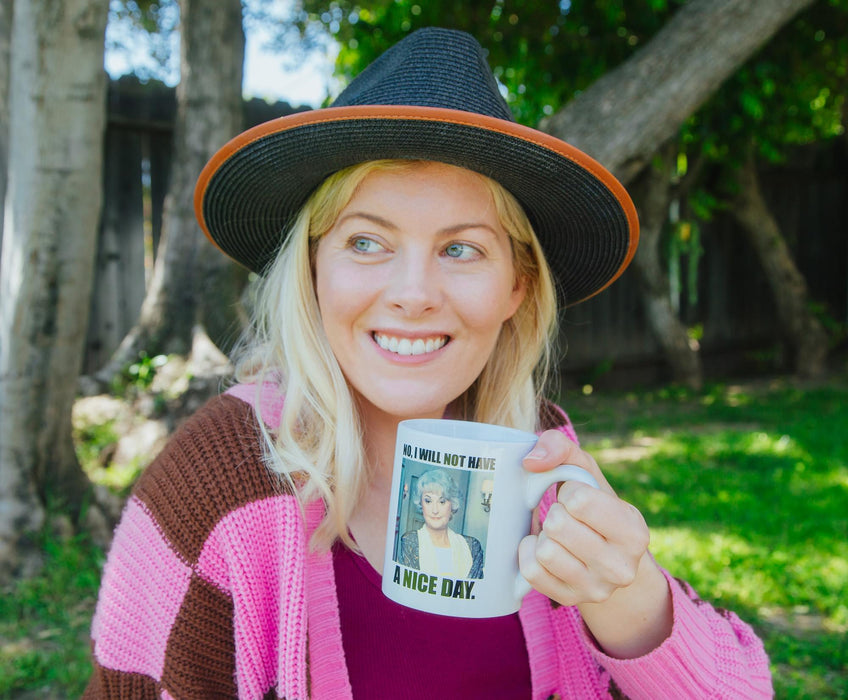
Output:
[{"xmin": 505, "ymin": 274, "xmax": 528, "ymax": 321}]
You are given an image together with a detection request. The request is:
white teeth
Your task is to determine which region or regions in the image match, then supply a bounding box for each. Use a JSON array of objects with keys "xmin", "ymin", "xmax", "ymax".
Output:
[{"xmin": 375, "ymin": 333, "xmax": 447, "ymax": 356}]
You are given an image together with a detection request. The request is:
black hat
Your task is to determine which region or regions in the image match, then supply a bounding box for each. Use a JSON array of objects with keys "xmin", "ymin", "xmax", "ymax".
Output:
[{"xmin": 194, "ymin": 27, "xmax": 638, "ymax": 305}]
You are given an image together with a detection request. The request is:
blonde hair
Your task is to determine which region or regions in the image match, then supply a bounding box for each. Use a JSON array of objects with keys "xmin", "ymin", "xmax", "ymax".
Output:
[{"xmin": 234, "ymin": 160, "xmax": 558, "ymax": 551}]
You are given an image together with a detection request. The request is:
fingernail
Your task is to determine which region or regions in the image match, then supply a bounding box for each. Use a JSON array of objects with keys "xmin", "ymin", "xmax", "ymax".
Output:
[{"xmin": 526, "ymin": 445, "xmax": 548, "ymax": 460}]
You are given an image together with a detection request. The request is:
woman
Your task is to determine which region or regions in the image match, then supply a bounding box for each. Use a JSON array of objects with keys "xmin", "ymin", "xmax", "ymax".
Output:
[
  {"xmin": 399, "ymin": 469, "xmax": 485, "ymax": 579},
  {"xmin": 84, "ymin": 28, "xmax": 772, "ymax": 699}
]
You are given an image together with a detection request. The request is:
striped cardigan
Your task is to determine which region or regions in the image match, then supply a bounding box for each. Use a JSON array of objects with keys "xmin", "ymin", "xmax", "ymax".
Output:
[{"xmin": 83, "ymin": 390, "xmax": 773, "ymax": 699}]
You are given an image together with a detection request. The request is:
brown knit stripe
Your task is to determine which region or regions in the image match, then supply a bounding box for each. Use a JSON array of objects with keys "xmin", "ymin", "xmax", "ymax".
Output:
[
  {"xmin": 82, "ymin": 665, "xmax": 160, "ymax": 699},
  {"xmin": 133, "ymin": 394, "xmax": 291, "ymax": 564},
  {"xmin": 161, "ymin": 573, "xmax": 237, "ymax": 699}
]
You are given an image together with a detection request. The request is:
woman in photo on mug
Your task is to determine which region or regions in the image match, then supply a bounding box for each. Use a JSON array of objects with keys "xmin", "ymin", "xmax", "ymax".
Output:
[
  {"xmin": 399, "ymin": 468, "xmax": 485, "ymax": 579},
  {"xmin": 83, "ymin": 28, "xmax": 773, "ymax": 699}
]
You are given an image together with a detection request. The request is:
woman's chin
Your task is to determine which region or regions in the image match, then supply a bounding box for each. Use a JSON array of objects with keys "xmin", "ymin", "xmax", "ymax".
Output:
[{"xmin": 359, "ymin": 395, "xmax": 452, "ymax": 423}]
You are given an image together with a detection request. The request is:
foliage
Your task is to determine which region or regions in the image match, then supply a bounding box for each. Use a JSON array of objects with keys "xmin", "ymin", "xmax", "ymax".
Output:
[
  {"xmin": 667, "ymin": 219, "xmax": 703, "ymax": 310},
  {"xmin": 0, "ymin": 534, "xmax": 103, "ymax": 697},
  {"xmin": 568, "ymin": 377, "xmax": 848, "ymax": 697},
  {"xmin": 105, "ymin": 0, "xmax": 330, "ymax": 86},
  {"xmin": 109, "ymin": 351, "xmax": 170, "ymax": 397},
  {"xmin": 245, "ymin": 0, "xmax": 331, "ymax": 63},
  {"xmin": 679, "ymin": 1, "xmax": 848, "ymax": 201},
  {"xmin": 126, "ymin": 351, "xmax": 170, "ymax": 390},
  {"xmin": 106, "ymin": 0, "xmax": 180, "ymax": 84},
  {"xmin": 296, "ymin": 0, "xmax": 686, "ymax": 123},
  {"xmin": 73, "ymin": 418, "xmax": 146, "ymax": 493},
  {"xmin": 74, "ymin": 420, "xmax": 120, "ymax": 474}
]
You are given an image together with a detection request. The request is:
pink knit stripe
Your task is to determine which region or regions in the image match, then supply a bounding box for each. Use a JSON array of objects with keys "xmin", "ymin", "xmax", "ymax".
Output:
[
  {"xmin": 91, "ymin": 496, "xmax": 193, "ymax": 680},
  {"xmin": 545, "ymin": 403, "xmax": 580, "ymax": 445},
  {"xmin": 196, "ymin": 495, "xmax": 308, "ymax": 700},
  {"xmin": 195, "ymin": 528, "xmax": 230, "ymax": 591},
  {"xmin": 225, "ymin": 382, "xmax": 284, "ymax": 429},
  {"xmin": 585, "ymin": 570, "xmax": 773, "ymax": 698},
  {"xmin": 518, "ymin": 591, "xmax": 560, "ymax": 700},
  {"xmin": 304, "ymin": 499, "xmax": 353, "ymax": 699}
]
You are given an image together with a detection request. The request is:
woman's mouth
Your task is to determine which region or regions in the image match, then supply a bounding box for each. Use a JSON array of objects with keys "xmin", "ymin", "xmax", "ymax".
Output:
[{"xmin": 373, "ymin": 333, "xmax": 449, "ymax": 356}]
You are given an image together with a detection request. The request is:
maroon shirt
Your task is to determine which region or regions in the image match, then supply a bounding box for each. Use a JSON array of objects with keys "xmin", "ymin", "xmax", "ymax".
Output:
[{"xmin": 333, "ymin": 541, "xmax": 532, "ymax": 698}]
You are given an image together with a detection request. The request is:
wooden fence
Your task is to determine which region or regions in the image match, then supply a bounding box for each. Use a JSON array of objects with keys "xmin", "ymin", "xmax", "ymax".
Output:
[
  {"xmin": 85, "ymin": 78, "xmax": 848, "ymax": 386},
  {"xmin": 560, "ymin": 141, "xmax": 848, "ymax": 387}
]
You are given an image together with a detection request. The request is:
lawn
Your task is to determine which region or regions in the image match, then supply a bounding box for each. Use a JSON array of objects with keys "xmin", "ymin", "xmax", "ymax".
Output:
[
  {"xmin": 567, "ymin": 375, "xmax": 848, "ymax": 698},
  {"xmin": 1, "ymin": 373, "xmax": 846, "ymax": 697}
]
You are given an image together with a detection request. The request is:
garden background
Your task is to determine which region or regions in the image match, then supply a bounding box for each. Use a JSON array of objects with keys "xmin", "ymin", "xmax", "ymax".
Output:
[{"xmin": 2, "ymin": 0, "xmax": 847, "ymax": 697}]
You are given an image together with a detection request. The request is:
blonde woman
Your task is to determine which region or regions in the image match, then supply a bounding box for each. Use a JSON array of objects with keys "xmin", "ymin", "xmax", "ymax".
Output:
[{"xmin": 84, "ymin": 28, "xmax": 772, "ymax": 699}]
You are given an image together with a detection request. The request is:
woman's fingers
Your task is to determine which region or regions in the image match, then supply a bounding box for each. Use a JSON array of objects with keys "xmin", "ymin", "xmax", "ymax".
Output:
[
  {"xmin": 519, "ymin": 429, "xmax": 652, "ymax": 606},
  {"xmin": 523, "ymin": 430, "xmax": 613, "ymax": 493},
  {"xmin": 557, "ymin": 481, "xmax": 649, "ymax": 552},
  {"xmin": 521, "ymin": 482, "xmax": 651, "ymax": 606}
]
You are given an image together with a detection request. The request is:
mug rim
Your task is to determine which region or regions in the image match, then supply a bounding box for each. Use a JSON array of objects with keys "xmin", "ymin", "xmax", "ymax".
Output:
[{"xmin": 399, "ymin": 418, "xmax": 536, "ymax": 444}]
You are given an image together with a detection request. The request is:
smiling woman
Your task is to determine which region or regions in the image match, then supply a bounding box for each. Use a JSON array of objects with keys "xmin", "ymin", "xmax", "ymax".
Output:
[
  {"xmin": 83, "ymin": 27, "xmax": 772, "ymax": 700},
  {"xmin": 313, "ymin": 161, "xmax": 527, "ymax": 429}
]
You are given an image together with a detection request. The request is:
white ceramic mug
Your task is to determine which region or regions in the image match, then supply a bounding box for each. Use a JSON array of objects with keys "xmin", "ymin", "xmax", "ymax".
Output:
[{"xmin": 381, "ymin": 418, "xmax": 598, "ymax": 618}]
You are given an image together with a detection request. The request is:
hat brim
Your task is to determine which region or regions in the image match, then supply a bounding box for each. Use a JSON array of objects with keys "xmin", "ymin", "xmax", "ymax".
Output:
[{"xmin": 194, "ymin": 105, "xmax": 638, "ymax": 306}]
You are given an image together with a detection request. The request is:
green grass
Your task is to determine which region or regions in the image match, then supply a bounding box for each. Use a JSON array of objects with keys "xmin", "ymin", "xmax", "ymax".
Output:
[
  {"xmin": 568, "ymin": 376, "xmax": 848, "ymax": 698},
  {"xmin": 3, "ymin": 374, "xmax": 847, "ymax": 697},
  {"xmin": 74, "ymin": 418, "xmax": 145, "ymax": 493},
  {"xmin": 0, "ymin": 534, "xmax": 103, "ymax": 698}
]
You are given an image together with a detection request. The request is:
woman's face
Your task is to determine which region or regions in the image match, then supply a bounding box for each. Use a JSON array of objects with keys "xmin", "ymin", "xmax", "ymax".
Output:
[
  {"xmin": 421, "ymin": 488, "xmax": 452, "ymax": 531},
  {"xmin": 314, "ymin": 162, "xmax": 526, "ymax": 424}
]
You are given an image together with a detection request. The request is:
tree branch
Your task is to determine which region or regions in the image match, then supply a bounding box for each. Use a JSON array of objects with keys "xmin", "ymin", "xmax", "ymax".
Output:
[{"xmin": 542, "ymin": 0, "xmax": 816, "ymax": 183}]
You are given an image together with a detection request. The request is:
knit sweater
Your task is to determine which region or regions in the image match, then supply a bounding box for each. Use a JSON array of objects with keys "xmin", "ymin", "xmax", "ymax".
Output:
[{"xmin": 84, "ymin": 391, "xmax": 773, "ymax": 699}]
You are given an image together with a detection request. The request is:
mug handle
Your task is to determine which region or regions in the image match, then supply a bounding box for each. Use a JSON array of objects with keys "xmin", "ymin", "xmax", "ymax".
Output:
[{"xmin": 514, "ymin": 464, "xmax": 599, "ymax": 600}]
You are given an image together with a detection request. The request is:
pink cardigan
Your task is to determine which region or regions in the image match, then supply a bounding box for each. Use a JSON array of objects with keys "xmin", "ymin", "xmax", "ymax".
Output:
[{"xmin": 84, "ymin": 386, "xmax": 773, "ymax": 698}]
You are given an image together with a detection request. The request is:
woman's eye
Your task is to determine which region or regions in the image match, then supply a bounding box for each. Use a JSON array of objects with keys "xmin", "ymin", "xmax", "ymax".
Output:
[
  {"xmin": 444, "ymin": 243, "xmax": 479, "ymax": 260},
  {"xmin": 350, "ymin": 236, "xmax": 383, "ymax": 253}
]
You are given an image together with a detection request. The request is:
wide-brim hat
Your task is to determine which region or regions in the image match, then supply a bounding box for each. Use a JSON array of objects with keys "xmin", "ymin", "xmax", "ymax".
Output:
[{"xmin": 194, "ymin": 27, "xmax": 638, "ymax": 306}]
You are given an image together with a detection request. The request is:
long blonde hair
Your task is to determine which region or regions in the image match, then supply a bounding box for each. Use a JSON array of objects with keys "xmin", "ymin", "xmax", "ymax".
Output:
[{"xmin": 234, "ymin": 160, "xmax": 558, "ymax": 551}]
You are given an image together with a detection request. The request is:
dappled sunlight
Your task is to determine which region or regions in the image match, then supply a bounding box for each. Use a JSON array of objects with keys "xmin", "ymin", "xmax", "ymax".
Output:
[
  {"xmin": 571, "ymin": 377, "xmax": 848, "ymax": 695},
  {"xmin": 592, "ymin": 435, "xmax": 662, "ymax": 463},
  {"xmin": 651, "ymin": 526, "xmax": 848, "ymax": 632}
]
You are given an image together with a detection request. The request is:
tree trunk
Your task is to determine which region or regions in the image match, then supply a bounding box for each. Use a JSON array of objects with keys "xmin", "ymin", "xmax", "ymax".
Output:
[
  {"xmin": 0, "ymin": 0, "xmax": 108, "ymax": 580},
  {"xmin": 541, "ymin": 0, "xmax": 813, "ymax": 382},
  {"xmin": 0, "ymin": 0, "xmax": 12, "ymax": 261},
  {"xmin": 542, "ymin": 0, "xmax": 816, "ymax": 184},
  {"xmin": 98, "ymin": 0, "xmax": 247, "ymax": 382},
  {"xmin": 730, "ymin": 151, "xmax": 829, "ymax": 377},
  {"xmin": 631, "ymin": 145, "xmax": 703, "ymax": 389}
]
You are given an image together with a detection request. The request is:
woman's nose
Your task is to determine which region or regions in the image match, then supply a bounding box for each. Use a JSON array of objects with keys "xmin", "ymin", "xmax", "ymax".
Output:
[{"xmin": 385, "ymin": 251, "xmax": 441, "ymax": 316}]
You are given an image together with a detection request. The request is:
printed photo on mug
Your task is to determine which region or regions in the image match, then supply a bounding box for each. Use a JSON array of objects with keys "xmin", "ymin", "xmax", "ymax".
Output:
[{"xmin": 390, "ymin": 448, "xmax": 495, "ymax": 595}]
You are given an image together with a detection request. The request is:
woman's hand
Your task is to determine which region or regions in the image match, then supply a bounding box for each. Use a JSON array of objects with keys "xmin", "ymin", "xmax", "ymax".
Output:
[{"xmin": 519, "ymin": 430, "xmax": 673, "ymax": 659}]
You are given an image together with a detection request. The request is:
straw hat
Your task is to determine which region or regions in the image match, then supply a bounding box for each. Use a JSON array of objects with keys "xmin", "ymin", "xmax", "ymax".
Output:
[{"xmin": 194, "ymin": 27, "xmax": 638, "ymax": 305}]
